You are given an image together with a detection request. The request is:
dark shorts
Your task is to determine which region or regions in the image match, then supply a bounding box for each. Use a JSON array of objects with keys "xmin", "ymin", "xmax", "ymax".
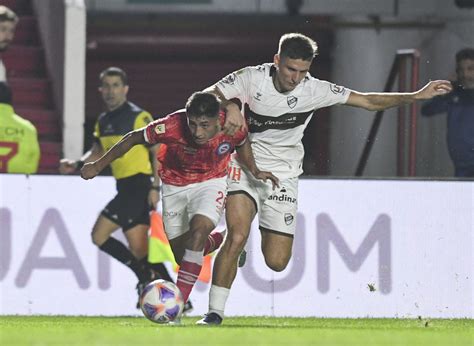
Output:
[{"xmin": 101, "ymin": 173, "xmax": 152, "ymax": 232}]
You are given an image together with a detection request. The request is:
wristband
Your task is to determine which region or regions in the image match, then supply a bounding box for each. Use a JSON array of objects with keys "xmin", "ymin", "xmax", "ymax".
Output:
[{"xmin": 150, "ymin": 185, "xmax": 161, "ymax": 192}]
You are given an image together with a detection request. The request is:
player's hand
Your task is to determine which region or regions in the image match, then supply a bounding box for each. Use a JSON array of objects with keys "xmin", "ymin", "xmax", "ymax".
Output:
[
  {"xmin": 223, "ymin": 103, "xmax": 245, "ymax": 136},
  {"xmin": 80, "ymin": 162, "xmax": 100, "ymax": 180},
  {"xmin": 59, "ymin": 158, "xmax": 79, "ymax": 174},
  {"xmin": 416, "ymin": 80, "xmax": 452, "ymax": 100},
  {"xmin": 253, "ymin": 170, "xmax": 280, "ymax": 190},
  {"xmin": 148, "ymin": 189, "xmax": 160, "ymax": 210}
]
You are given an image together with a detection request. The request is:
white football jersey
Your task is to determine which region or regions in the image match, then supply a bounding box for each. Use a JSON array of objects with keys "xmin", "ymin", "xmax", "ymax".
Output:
[{"xmin": 217, "ymin": 63, "xmax": 350, "ymax": 179}]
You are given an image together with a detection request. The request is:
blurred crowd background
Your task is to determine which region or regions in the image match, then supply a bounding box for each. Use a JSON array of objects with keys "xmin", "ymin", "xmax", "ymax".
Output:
[{"xmin": 3, "ymin": 0, "xmax": 474, "ymax": 177}]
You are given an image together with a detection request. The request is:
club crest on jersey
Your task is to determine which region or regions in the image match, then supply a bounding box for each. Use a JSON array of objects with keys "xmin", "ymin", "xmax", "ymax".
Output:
[
  {"xmin": 104, "ymin": 123, "xmax": 114, "ymax": 134},
  {"xmin": 216, "ymin": 142, "xmax": 231, "ymax": 155},
  {"xmin": 154, "ymin": 124, "xmax": 166, "ymax": 134},
  {"xmin": 287, "ymin": 96, "xmax": 298, "ymax": 109},
  {"xmin": 284, "ymin": 213, "xmax": 294, "ymax": 225},
  {"xmin": 330, "ymin": 84, "xmax": 345, "ymax": 94}
]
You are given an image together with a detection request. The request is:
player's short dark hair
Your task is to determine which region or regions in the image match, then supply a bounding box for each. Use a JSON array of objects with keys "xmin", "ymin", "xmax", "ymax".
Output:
[
  {"xmin": 0, "ymin": 6, "xmax": 18, "ymax": 24},
  {"xmin": 0, "ymin": 82, "xmax": 12, "ymax": 104},
  {"xmin": 278, "ymin": 33, "xmax": 318, "ymax": 61},
  {"xmin": 99, "ymin": 67, "xmax": 128, "ymax": 85},
  {"xmin": 456, "ymin": 48, "xmax": 474, "ymax": 64},
  {"xmin": 186, "ymin": 92, "xmax": 220, "ymax": 118}
]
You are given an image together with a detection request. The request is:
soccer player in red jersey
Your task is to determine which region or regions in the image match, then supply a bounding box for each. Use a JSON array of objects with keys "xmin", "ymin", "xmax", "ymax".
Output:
[{"xmin": 81, "ymin": 91, "xmax": 279, "ymax": 305}]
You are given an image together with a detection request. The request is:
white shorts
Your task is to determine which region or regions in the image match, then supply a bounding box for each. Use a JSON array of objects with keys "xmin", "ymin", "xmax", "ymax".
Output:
[
  {"xmin": 161, "ymin": 176, "xmax": 227, "ymax": 240},
  {"xmin": 227, "ymin": 158, "xmax": 298, "ymax": 236}
]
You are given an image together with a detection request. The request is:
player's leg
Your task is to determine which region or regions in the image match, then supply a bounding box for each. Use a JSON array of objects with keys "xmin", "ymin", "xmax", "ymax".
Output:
[
  {"xmin": 168, "ymin": 232, "xmax": 189, "ymax": 265},
  {"xmin": 258, "ymin": 177, "xmax": 298, "ymax": 271},
  {"xmin": 124, "ymin": 223, "xmax": 149, "ymax": 259},
  {"xmin": 260, "ymin": 229, "xmax": 293, "ymax": 271},
  {"xmin": 120, "ymin": 175, "xmax": 175, "ymax": 286},
  {"xmin": 169, "ymin": 227, "xmax": 226, "ymax": 264},
  {"xmin": 214, "ymin": 193, "xmax": 255, "ymax": 288},
  {"xmin": 91, "ymin": 215, "xmax": 151, "ymax": 283},
  {"xmin": 175, "ymin": 214, "xmax": 216, "ymax": 302},
  {"xmin": 174, "ymin": 177, "xmax": 227, "ymax": 303},
  {"xmin": 196, "ymin": 193, "xmax": 256, "ymax": 325}
]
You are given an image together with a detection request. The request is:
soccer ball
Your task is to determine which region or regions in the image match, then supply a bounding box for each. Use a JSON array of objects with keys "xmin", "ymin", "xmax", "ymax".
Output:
[{"xmin": 139, "ymin": 279, "xmax": 184, "ymax": 324}]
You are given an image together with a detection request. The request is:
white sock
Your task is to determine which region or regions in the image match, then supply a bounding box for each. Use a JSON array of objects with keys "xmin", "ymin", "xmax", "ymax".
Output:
[
  {"xmin": 208, "ymin": 285, "xmax": 230, "ymax": 318},
  {"xmin": 182, "ymin": 248, "xmax": 204, "ymax": 265}
]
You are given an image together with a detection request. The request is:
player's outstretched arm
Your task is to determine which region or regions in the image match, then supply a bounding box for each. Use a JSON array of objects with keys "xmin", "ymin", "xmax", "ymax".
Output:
[
  {"xmin": 345, "ymin": 80, "xmax": 452, "ymax": 111},
  {"xmin": 81, "ymin": 130, "xmax": 146, "ymax": 180},
  {"xmin": 147, "ymin": 144, "xmax": 161, "ymax": 210},
  {"xmin": 204, "ymin": 84, "xmax": 244, "ymax": 136},
  {"xmin": 235, "ymin": 139, "xmax": 280, "ymax": 189},
  {"xmin": 59, "ymin": 142, "xmax": 104, "ymax": 174}
]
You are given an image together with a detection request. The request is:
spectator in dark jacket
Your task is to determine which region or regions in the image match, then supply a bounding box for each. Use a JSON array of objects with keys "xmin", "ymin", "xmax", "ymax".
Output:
[{"xmin": 421, "ymin": 48, "xmax": 474, "ymax": 177}]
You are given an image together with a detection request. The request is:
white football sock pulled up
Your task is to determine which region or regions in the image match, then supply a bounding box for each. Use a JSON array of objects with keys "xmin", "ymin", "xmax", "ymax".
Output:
[{"xmin": 208, "ymin": 285, "xmax": 230, "ymax": 318}]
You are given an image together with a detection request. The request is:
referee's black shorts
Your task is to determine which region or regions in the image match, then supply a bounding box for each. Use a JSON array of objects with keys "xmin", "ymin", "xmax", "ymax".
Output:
[{"xmin": 101, "ymin": 173, "xmax": 152, "ymax": 231}]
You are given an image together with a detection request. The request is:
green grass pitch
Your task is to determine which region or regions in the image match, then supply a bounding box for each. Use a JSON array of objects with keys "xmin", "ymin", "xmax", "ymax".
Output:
[{"xmin": 1, "ymin": 316, "xmax": 472, "ymax": 346}]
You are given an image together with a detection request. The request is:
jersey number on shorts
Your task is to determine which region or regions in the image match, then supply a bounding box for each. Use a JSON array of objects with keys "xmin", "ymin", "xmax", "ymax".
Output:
[{"xmin": 216, "ymin": 190, "xmax": 227, "ymax": 209}]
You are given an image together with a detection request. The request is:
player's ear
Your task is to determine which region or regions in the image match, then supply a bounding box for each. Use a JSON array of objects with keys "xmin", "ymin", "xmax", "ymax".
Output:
[
  {"xmin": 124, "ymin": 85, "xmax": 130, "ymax": 95},
  {"xmin": 274, "ymin": 54, "xmax": 280, "ymax": 66}
]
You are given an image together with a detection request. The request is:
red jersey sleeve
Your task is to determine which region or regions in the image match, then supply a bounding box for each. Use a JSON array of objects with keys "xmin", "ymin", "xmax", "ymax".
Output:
[
  {"xmin": 144, "ymin": 111, "xmax": 185, "ymax": 145},
  {"xmin": 144, "ymin": 118, "xmax": 168, "ymax": 145}
]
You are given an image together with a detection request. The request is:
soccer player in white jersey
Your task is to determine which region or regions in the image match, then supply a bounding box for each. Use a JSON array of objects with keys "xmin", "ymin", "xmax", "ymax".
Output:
[{"xmin": 196, "ymin": 32, "xmax": 453, "ymax": 325}]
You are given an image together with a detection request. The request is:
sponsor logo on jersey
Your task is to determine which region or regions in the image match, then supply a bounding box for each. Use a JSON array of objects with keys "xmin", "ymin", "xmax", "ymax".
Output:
[
  {"xmin": 330, "ymin": 84, "xmax": 345, "ymax": 94},
  {"xmin": 284, "ymin": 213, "xmax": 294, "ymax": 225},
  {"xmin": 245, "ymin": 105, "xmax": 314, "ymax": 133},
  {"xmin": 254, "ymin": 92, "xmax": 262, "ymax": 101},
  {"xmin": 287, "ymin": 96, "xmax": 298, "ymax": 109},
  {"xmin": 216, "ymin": 142, "xmax": 232, "ymax": 155},
  {"xmin": 268, "ymin": 193, "xmax": 296, "ymax": 204},
  {"xmin": 104, "ymin": 123, "xmax": 114, "ymax": 134},
  {"xmin": 154, "ymin": 124, "xmax": 166, "ymax": 134},
  {"xmin": 221, "ymin": 73, "xmax": 236, "ymax": 85},
  {"xmin": 164, "ymin": 211, "xmax": 181, "ymax": 217}
]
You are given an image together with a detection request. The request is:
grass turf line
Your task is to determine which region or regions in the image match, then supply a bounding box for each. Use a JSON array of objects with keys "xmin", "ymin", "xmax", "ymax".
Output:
[{"xmin": 0, "ymin": 316, "xmax": 473, "ymax": 346}]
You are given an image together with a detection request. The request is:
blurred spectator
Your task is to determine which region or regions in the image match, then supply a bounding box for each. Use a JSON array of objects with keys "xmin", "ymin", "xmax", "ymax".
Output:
[
  {"xmin": 421, "ymin": 48, "xmax": 474, "ymax": 177},
  {"xmin": 0, "ymin": 6, "xmax": 18, "ymax": 81},
  {"xmin": 0, "ymin": 82, "xmax": 40, "ymax": 173}
]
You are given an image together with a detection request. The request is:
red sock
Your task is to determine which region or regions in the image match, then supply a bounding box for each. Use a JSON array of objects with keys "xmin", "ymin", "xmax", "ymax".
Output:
[
  {"xmin": 203, "ymin": 231, "xmax": 225, "ymax": 256},
  {"xmin": 176, "ymin": 249, "xmax": 203, "ymax": 303}
]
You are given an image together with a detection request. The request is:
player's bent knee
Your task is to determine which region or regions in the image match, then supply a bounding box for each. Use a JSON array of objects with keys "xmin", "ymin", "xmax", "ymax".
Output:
[
  {"xmin": 91, "ymin": 232, "xmax": 105, "ymax": 247},
  {"xmin": 264, "ymin": 256, "xmax": 290, "ymax": 272},
  {"xmin": 129, "ymin": 245, "xmax": 147, "ymax": 259},
  {"xmin": 225, "ymin": 232, "xmax": 248, "ymax": 253}
]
